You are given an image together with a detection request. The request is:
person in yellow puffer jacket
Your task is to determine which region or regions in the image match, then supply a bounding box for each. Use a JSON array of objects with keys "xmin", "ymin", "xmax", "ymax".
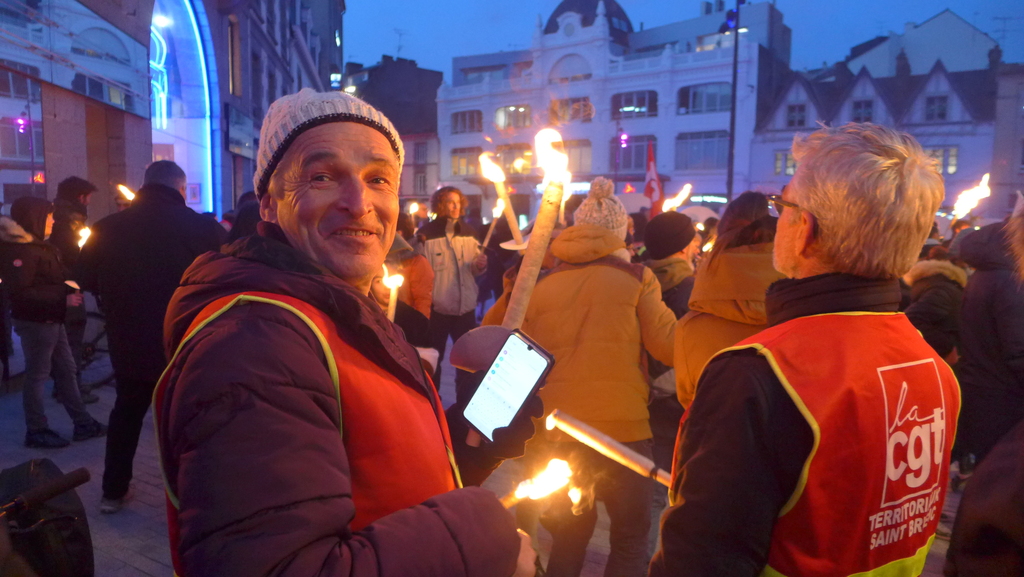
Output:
[{"xmin": 515, "ymin": 178, "xmax": 676, "ymax": 577}]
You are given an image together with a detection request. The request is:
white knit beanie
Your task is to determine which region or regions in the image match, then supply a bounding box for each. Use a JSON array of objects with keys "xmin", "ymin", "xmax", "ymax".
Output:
[
  {"xmin": 574, "ymin": 177, "xmax": 629, "ymax": 240},
  {"xmin": 253, "ymin": 88, "xmax": 404, "ymax": 198}
]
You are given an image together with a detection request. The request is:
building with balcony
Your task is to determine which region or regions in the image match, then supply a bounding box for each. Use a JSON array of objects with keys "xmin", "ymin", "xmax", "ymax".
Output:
[{"xmin": 436, "ymin": 0, "xmax": 792, "ymax": 218}]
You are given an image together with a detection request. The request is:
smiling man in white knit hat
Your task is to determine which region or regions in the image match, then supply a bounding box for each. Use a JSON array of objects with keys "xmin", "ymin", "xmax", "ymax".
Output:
[{"xmin": 152, "ymin": 89, "xmax": 536, "ymax": 577}]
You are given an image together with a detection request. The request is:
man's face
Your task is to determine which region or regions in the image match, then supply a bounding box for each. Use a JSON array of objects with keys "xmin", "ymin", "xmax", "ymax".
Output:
[
  {"xmin": 261, "ymin": 123, "xmax": 399, "ymax": 293},
  {"xmin": 773, "ymin": 180, "xmax": 802, "ymax": 278},
  {"xmin": 437, "ymin": 192, "xmax": 461, "ymax": 220}
]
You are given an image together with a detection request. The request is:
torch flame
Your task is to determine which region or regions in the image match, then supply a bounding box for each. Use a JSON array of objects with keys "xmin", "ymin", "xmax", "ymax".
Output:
[
  {"xmin": 952, "ymin": 174, "xmax": 991, "ymax": 219},
  {"xmin": 696, "ymin": 222, "xmax": 705, "ymax": 232},
  {"xmin": 662, "ymin": 184, "xmax": 692, "ymax": 213},
  {"xmin": 381, "ymin": 264, "xmax": 404, "ymax": 290},
  {"xmin": 703, "ymin": 240, "xmax": 715, "ymax": 253},
  {"xmin": 408, "ymin": 202, "xmax": 419, "ymax": 215},
  {"xmin": 117, "ymin": 184, "xmax": 136, "ymax": 201},
  {"xmin": 534, "ymin": 128, "xmax": 571, "ymax": 186},
  {"xmin": 492, "ymin": 198, "xmax": 505, "ymax": 219},
  {"xmin": 514, "ymin": 459, "xmax": 573, "ymax": 501},
  {"xmin": 545, "ymin": 413, "xmax": 557, "ymax": 431},
  {"xmin": 479, "ymin": 153, "xmax": 507, "ymax": 184},
  {"xmin": 77, "ymin": 227, "xmax": 91, "ymax": 248},
  {"xmin": 568, "ymin": 487, "xmax": 582, "ymax": 506}
]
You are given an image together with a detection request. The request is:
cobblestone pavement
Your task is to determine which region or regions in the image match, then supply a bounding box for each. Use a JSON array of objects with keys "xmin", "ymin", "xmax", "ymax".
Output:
[{"xmin": 1, "ymin": 348, "xmax": 953, "ymax": 576}]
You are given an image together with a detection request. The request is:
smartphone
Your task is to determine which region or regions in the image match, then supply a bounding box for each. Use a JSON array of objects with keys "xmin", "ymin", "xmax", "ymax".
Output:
[{"xmin": 464, "ymin": 330, "xmax": 553, "ymax": 442}]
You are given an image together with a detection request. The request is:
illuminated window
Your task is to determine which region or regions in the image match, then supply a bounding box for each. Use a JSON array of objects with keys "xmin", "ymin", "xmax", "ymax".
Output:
[
  {"xmin": 925, "ymin": 96, "xmax": 948, "ymax": 121},
  {"xmin": 852, "ymin": 99, "xmax": 873, "ymax": 122},
  {"xmin": 451, "ymin": 110, "xmax": 482, "ymax": 134},
  {"xmin": 612, "ymin": 91, "xmax": 658, "ymax": 120},
  {"xmin": 451, "ymin": 147, "xmax": 481, "ymax": 176},
  {"xmin": 611, "ymin": 135, "xmax": 655, "ymax": 172},
  {"xmin": 678, "ymin": 83, "xmax": 731, "ymax": 114},
  {"xmin": 554, "ymin": 139, "xmax": 592, "ymax": 175},
  {"xmin": 495, "ymin": 105, "xmax": 531, "ymax": 130},
  {"xmin": 675, "ymin": 131, "xmax": 728, "ymax": 170},
  {"xmin": 787, "ymin": 104, "xmax": 806, "ymax": 128},
  {"xmin": 925, "ymin": 147, "xmax": 958, "ymax": 175},
  {"xmin": 550, "ymin": 97, "xmax": 593, "ymax": 123},
  {"xmin": 774, "ymin": 151, "xmax": 796, "ymax": 176},
  {"xmin": 497, "ymin": 143, "xmax": 533, "ymax": 174}
]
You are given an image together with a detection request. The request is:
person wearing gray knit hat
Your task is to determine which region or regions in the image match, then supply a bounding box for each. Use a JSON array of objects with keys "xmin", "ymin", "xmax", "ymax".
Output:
[{"xmin": 574, "ymin": 176, "xmax": 630, "ymax": 240}]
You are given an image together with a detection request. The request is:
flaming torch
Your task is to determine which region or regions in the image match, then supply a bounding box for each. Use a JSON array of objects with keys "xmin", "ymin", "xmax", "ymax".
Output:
[
  {"xmin": 117, "ymin": 184, "xmax": 136, "ymax": 201},
  {"xmin": 661, "ymin": 184, "xmax": 692, "ymax": 213},
  {"xmin": 501, "ymin": 129, "xmax": 571, "ymax": 330},
  {"xmin": 482, "ymin": 198, "xmax": 505, "ymax": 248},
  {"xmin": 546, "ymin": 410, "xmax": 670, "ymax": 488},
  {"xmin": 479, "ymin": 153, "xmax": 525, "ymax": 246},
  {"xmin": 77, "ymin": 227, "xmax": 91, "ymax": 248},
  {"xmin": 407, "ymin": 202, "xmax": 419, "ymax": 216},
  {"xmin": 500, "ymin": 458, "xmax": 573, "ymax": 508},
  {"xmin": 381, "ymin": 264, "xmax": 404, "ymax": 322},
  {"xmin": 952, "ymin": 173, "xmax": 991, "ymax": 220}
]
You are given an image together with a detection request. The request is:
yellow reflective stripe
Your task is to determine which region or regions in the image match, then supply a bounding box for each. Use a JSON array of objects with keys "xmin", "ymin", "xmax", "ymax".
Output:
[
  {"xmin": 153, "ymin": 294, "xmax": 342, "ymax": 511},
  {"xmin": 760, "ymin": 535, "xmax": 935, "ymax": 577},
  {"xmin": 447, "ymin": 447, "xmax": 463, "ymax": 489}
]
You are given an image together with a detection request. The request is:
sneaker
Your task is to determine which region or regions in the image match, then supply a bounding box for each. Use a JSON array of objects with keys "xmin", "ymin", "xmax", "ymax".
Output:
[
  {"xmin": 79, "ymin": 391, "xmax": 99, "ymax": 404},
  {"xmin": 72, "ymin": 419, "xmax": 107, "ymax": 441},
  {"xmin": 25, "ymin": 428, "xmax": 71, "ymax": 448},
  {"xmin": 100, "ymin": 486, "xmax": 134, "ymax": 514}
]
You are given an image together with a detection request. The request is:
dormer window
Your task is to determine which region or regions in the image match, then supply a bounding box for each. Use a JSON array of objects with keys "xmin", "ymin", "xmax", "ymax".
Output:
[
  {"xmin": 786, "ymin": 104, "xmax": 807, "ymax": 128},
  {"xmin": 852, "ymin": 100, "xmax": 873, "ymax": 123},
  {"xmin": 925, "ymin": 96, "xmax": 948, "ymax": 122}
]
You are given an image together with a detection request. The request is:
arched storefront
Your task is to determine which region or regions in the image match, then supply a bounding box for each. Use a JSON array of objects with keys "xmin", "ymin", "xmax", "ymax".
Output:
[{"xmin": 149, "ymin": 0, "xmax": 220, "ymax": 214}]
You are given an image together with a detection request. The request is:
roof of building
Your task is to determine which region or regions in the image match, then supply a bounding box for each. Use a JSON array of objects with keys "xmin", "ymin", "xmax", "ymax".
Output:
[{"xmin": 544, "ymin": 0, "xmax": 633, "ymax": 44}]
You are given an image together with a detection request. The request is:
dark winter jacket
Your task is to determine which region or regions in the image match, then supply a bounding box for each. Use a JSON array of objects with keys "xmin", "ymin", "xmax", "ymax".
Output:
[
  {"xmin": 903, "ymin": 259, "xmax": 967, "ymax": 358},
  {"xmin": 75, "ymin": 183, "xmax": 224, "ymax": 382},
  {"xmin": 0, "ymin": 216, "xmax": 69, "ymax": 323},
  {"xmin": 650, "ymin": 274, "xmax": 903, "ymax": 577},
  {"xmin": 158, "ymin": 222, "xmax": 519, "ymax": 577},
  {"xmin": 957, "ymin": 221, "xmax": 1024, "ymax": 463},
  {"xmin": 48, "ymin": 197, "xmax": 88, "ymax": 271}
]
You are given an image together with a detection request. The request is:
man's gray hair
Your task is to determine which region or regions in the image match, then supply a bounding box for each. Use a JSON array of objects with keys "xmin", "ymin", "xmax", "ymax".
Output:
[
  {"xmin": 144, "ymin": 160, "xmax": 187, "ymax": 191},
  {"xmin": 790, "ymin": 123, "xmax": 944, "ymax": 279}
]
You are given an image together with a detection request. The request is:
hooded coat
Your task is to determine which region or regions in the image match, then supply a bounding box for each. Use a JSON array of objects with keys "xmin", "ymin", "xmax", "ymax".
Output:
[
  {"xmin": 158, "ymin": 224, "xmax": 519, "ymax": 577},
  {"xmin": 520, "ymin": 224, "xmax": 676, "ymax": 442},
  {"xmin": 0, "ymin": 211, "xmax": 70, "ymax": 324},
  {"xmin": 902, "ymin": 259, "xmax": 967, "ymax": 359},
  {"xmin": 674, "ymin": 243, "xmax": 784, "ymax": 408},
  {"xmin": 957, "ymin": 221, "xmax": 1024, "ymax": 463},
  {"xmin": 48, "ymin": 196, "xmax": 88, "ymax": 271}
]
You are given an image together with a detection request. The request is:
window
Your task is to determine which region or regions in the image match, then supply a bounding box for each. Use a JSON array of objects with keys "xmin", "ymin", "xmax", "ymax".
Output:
[
  {"xmin": 677, "ymin": 83, "xmax": 731, "ymax": 114},
  {"xmin": 228, "ymin": 17, "xmax": 242, "ymax": 96},
  {"xmin": 464, "ymin": 66, "xmax": 505, "ymax": 84},
  {"xmin": 925, "ymin": 96, "xmax": 948, "ymax": 122},
  {"xmin": 611, "ymin": 135, "xmax": 655, "ymax": 172},
  {"xmin": 451, "ymin": 110, "xmax": 482, "ymax": 134},
  {"xmin": 414, "ymin": 169, "xmax": 427, "ymax": 194},
  {"xmin": 495, "ymin": 105, "xmax": 531, "ymax": 130},
  {"xmin": 612, "ymin": 91, "xmax": 658, "ymax": 120},
  {"xmin": 0, "ymin": 118, "xmax": 41, "ymax": 159},
  {"xmin": 786, "ymin": 104, "xmax": 806, "ymax": 128},
  {"xmin": 550, "ymin": 97, "xmax": 593, "ymax": 123},
  {"xmin": 675, "ymin": 131, "xmax": 729, "ymax": 170},
  {"xmin": 774, "ymin": 151, "xmax": 796, "ymax": 176},
  {"xmin": 852, "ymin": 100, "xmax": 873, "ymax": 123},
  {"xmin": 555, "ymin": 139, "xmax": 592, "ymax": 175},
  {"xmin": 925, "ymin": 147, "xmax": 958, "ymax": 175},
  {"xmin": 413, "ymin": 142, "xmax": 428, "ymax": 165},
  {"xmin": 497, "ymin": 143, "xmax": 533, "ymax": 174},
  {"xmin": 451, "ymin": 147, "xmax": 482, "ymax": 176}
]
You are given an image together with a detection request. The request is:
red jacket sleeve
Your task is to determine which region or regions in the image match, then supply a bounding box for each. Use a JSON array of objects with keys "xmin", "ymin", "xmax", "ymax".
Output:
[{"xmin": 158, "ymin": 303, "xmax": 519, "ymax": 577}]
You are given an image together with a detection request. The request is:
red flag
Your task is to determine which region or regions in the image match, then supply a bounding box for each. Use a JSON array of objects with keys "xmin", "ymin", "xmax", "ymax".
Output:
[{"xmin": 643, "ymin": 139, "xmax": 664, "ymax": 216}]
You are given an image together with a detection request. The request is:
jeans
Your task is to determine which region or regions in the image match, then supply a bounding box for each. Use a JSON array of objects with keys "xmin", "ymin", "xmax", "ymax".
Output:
[
  {"xmin": 524, "ymin": 439, "xmax": 655, "ymax": 577},
  {"xmin": 64, "ymin": 301, "xmax": 87, "ymax": 389},
  {"xmin": 102, "ymin": 376, "xmax": 156, "ymax": 499},
  {"xmin": 14, "ymin": 320, "xmax": 93, "ymax": 431},
  {"xmin": 428, "ymin": 309, "xmax": 477, "ymax": 389}
]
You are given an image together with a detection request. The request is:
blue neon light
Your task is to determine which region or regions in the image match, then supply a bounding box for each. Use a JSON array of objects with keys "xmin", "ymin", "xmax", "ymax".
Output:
[
  {"xmin": 180, "ymin": 0, "xmax": 214, "ymax": 214},
  {"xmin": 149, "ymin": 26, "xmax": 168, "ymax": 130}
]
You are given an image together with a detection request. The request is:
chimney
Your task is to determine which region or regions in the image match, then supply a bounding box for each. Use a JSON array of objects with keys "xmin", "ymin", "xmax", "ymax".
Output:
[
  {"xmin": 895, "ymin": 49, "xmax": 911, "ymax": 79},
  {"xmin": 989, "ymin": 45, "xmax": 1003, "ymax": 69}
]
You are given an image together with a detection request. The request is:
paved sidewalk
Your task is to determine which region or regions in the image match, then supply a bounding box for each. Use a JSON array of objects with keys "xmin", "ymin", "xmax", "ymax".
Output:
[{"xmin": 1, "ymin": 350, "xmax": 953, "ymax": 576}]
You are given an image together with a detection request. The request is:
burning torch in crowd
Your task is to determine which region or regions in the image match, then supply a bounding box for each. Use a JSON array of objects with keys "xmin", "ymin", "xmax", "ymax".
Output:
[
  {"xmin": 952, "ymin": 173, "xmax": 991, "ymax": 220},
  {"xmin": 500, "ymin": 458, "xmax": 580, "ymax": 509},
  {"xmin": 77, "ymin": 227, "xmax": 91, "ymax": 248},
  {"xmin": 482, "ymin": 198, "xmax": 505, "ymax": 248},
  {"xmin": 661, "ymin": 184, "xmax": 693, "ymax": 214},
  {"xmin": 479, "ymin": 153, "xmax": 524, "ymax": 246},
  {"xmin": 117, "ymin": 184, "xmax": 136, "ymax": 202},
  {"xmin": 381, "ymin": 265, "xmax": 404, "ymax": 322}
]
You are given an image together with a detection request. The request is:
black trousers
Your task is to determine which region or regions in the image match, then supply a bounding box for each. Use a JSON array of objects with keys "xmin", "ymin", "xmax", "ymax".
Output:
[
  {"xmin": 428, "ymin": 309, "xmax": 477, "ymax": 389},
  {"xmin": 102, "ymin": 376, "xmax": 157, "ymax": 499}
]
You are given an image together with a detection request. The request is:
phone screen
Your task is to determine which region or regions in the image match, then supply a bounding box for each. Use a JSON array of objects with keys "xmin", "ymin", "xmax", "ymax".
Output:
[{"xmin": 464, "ymin": 332, "xmax": 550, "ymax": 442}]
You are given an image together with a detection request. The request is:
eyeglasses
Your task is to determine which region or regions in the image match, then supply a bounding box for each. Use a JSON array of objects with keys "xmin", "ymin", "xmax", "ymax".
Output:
[{"xmin": 767, "ymin": 194, "xmax": 803, "ymax": 216}]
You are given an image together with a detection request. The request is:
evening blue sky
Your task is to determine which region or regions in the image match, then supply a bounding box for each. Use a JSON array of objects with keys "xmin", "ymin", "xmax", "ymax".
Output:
[{"xmin": 344, "ymin": 0, "xmax": 1024, "ymax": 78}]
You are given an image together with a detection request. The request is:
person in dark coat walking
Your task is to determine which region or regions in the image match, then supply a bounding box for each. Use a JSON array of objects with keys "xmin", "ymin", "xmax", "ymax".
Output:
[
  {"xmin": 75, "ymin": 161, "xmax": 224, "ymax": 513},
  {"xmin": 902, "ymin": 257, "xmax": 966, "ymax": 362},
  {"xmin": 0, "ymin": 197, "xmax": 106, "ymax": 448},
  {"xmin": 956, "ymin": 220, "xmax": 1024, "ymax": 465}
]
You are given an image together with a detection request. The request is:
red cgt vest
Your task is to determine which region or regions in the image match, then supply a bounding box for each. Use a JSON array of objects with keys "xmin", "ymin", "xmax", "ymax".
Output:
[
  {"xmin": 718, "ymin": 312, "xmax": 960, "ymax": 577},
  {"xmin": 152, "ymin": 292, "xmax": 460, "ymax": 575}
]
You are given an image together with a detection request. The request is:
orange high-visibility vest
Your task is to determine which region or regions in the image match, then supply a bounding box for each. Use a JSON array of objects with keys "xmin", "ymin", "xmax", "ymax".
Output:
[
  {"xmin": 717, "ymin": 312, "xmax": 960, "ymax": 577},
  {"xmin": 152, "ymin": 292, "xmax": 461, "ymax": 575}
]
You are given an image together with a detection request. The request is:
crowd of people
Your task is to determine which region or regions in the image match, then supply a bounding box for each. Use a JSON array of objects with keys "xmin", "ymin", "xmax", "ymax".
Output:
[{"xmin": 1, "ymin": 88, "xmax": 1023, "ymax": 577}]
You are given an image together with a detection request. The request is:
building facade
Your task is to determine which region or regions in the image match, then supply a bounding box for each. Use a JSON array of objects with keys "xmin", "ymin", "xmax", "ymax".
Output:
[
  {"xmin": 436, "ymin": 0, "xmax": 792, "ymax": 217},
  {"xmin": 992, "ymin": 63, "xmax": 1024, "ymax": 217},
  {"xmin": 0, "ymin": 0, "xmax": 345, "ymax": 220}
]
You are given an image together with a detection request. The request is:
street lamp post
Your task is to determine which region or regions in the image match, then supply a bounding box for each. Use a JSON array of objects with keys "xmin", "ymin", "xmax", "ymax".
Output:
[{"xmin": 721, "ymin": 1, "xmax": 742, "ymax": 202}]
